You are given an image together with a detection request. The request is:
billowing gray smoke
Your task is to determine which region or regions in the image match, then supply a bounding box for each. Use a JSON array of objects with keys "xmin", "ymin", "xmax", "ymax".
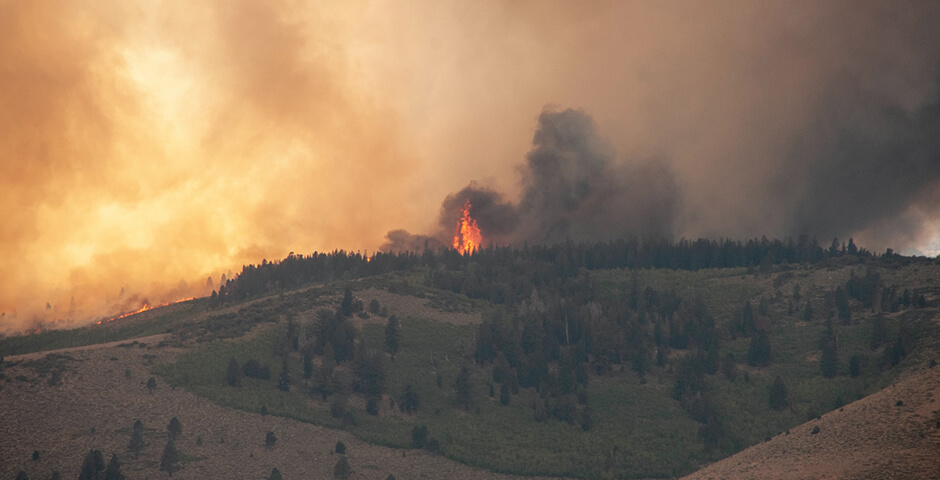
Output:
[
  {"xmin": 515, "ymin": 109, "xmax": 679, "ymax": 243},
  {"xmin": 783, "ymin": 83, "xmax": 940, "ymax": 247},
  {"xmin": 438, "ymin": 183, "xmax": 518, "ymax": 245},
  {"xmin": 383, "ymin": 108, "xmax": 680, "ymax": 251}
]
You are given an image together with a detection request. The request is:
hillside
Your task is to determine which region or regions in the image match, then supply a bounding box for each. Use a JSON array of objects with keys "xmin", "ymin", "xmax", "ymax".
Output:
[
  {"xmin": 682, "ymin": 356, "xmax": 940, "ymax": 479},
  {"xmin": 2, "ymin": 244, "xmax": 939, "ymax": 479}
]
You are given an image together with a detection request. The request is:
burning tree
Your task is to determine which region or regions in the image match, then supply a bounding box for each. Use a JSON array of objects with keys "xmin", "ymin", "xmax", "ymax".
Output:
[{"xmin": 452, "ymin": 200, "xmax": 482, "ymax": 255}]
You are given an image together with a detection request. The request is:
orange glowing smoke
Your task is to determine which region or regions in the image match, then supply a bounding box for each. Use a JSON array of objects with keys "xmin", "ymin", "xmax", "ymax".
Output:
[{"xmin": 452, "ymin": 200, "xmax": 483, "ymax": 255}]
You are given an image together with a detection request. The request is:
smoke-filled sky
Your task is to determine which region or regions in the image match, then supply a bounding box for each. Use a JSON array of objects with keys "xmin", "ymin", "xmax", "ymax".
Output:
[{"xmin": 3, "ymin": 0, "xmax": 940, "ymax": 332}]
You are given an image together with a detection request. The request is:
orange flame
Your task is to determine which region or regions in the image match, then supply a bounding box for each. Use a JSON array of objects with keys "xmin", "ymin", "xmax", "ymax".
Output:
[
  {"xmin": 96, "ymin": 297, "xmax": 195, "ymax": 326},
  {"xmin": 452, "ymin": 200, "xmax": 483, "ymax": 255}
]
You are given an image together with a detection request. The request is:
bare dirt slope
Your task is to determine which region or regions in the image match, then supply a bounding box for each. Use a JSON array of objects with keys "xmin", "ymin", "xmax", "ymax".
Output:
[
  {"xmin": 682, "ymin": 360, "xmax": 940, "ymax": 480},
  {"xmin": 0, "ymin": 341, "xmax": 558, "ymax": 480}
]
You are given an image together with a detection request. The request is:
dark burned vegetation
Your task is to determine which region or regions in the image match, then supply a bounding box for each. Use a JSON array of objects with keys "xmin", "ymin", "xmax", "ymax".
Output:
[{"xmin": 150, "ymin": 238, "xmax": 940, "ymax": 479}]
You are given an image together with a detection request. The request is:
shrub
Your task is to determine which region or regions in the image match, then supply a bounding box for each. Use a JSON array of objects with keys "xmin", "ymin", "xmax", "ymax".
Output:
[
  {"xmin": 849, "ymin": 354, "xmax": 861, "ymax": 378},
  {"xmin": 225, "ymin": 358, "xmax": 241, "ymax": 387},
  {"xmin": 265, "ymin": 431, "xmax": 277, "ymax": 448},
  {"xmin": 342, "ymin": 411, "xmax": 357, "ymax": 429},
  {"xmin": 811, "ymin": 425, "xmax": 820, "ymax": 435},
  {"xmin": 335, "ymin": 441, "xmax": 346, "ymax": 454},
  {"xmin": 366, "ymin": 395, "xmax": 380, "ymax": 416},
  {"xmin": 768, "ymin": 376, "xmax": 789, "ymax": 411},
  {"xmin": 399, "ymin": 385, "xmax": 419, "ymax": 414},
  {"xmin": 820, "ymin": 341, "xmax": 838, "ymax": 378},
  {"xmin": 330, "ymin": 395, "xmax": 347, "ymax": 418},
  {"xmin": 455, "ymin": 367, "xmax": 472, "ymax": 410},
  {"xmin": 411, "ymin": 425, "xmax": 428, "ymax": 448},
  {"xmin": 268, "ymin": 468, "xmax": 282, "ymax": 480},
  {"xmin": 580, "ymin": 407, "xmax": 593, "ymax": 431}
]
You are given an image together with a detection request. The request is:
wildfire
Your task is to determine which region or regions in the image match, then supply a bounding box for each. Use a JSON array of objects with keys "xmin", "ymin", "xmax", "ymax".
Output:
[
  {"xmin": 452, "ymin": 200, "xmax": 483, "ymax": 255},
  {"xmin": 95, "ymin": 297, "xmax": 195, "ymax": 326}
]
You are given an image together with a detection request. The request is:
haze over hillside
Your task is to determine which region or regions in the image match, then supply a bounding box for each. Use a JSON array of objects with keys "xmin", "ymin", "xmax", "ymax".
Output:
[{"xmin": 3, "ymin": 1, "xmax": 940, "ymax": 332}]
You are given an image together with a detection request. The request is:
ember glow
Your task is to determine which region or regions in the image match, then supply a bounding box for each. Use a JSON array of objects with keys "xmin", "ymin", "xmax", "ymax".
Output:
[{"xmin": 452, "ymin": 200, "xmax": 483, "ymax": 255}]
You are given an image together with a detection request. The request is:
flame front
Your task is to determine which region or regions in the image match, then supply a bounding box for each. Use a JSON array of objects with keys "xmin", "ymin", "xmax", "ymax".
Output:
[
  {"xmin": 95, "ymin": 297, "xmax": 195, "ymax": 326},
  {"xmin": 452, "ymin": 200, "xmax": 483, "ymax": 255}
]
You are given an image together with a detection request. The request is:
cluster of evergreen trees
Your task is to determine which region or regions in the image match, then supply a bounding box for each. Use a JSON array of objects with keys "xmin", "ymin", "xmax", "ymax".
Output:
[
  {"xmin": 211, "ymin": 236, "xmax": 888, "ymax": 308},
  {"xmin": 206, "ymin": 234, "xmax": 929, "ymax": 455}
]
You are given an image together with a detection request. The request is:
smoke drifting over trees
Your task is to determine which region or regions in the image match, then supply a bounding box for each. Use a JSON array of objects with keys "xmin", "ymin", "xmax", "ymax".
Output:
[
  {"xmin": 516, "ymin": 109, "xmax": 679, "ymax": 243},
  {"xmin": 387, "ymin": 108, "xmax": 681, "ymax": 249},
  {"xmin": 784, "ymin": 84, "xmax": 940, "ymax": 247}
]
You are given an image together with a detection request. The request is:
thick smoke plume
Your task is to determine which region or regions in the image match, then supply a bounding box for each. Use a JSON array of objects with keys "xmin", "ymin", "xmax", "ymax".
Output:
[
  {"xmin": 784, "ymin": 84, "xmax": 940, "ymax": 247},
  {"xmin": 516, "ymin": 109, "xmax": 679, "ymax": 243},
  {"xmin": 384, "ymin": 108, "xmax": 680, "ymax": 249},
  {"xmin": 5, "ymin": 1, "xmax": 940, "ymax": 333}
]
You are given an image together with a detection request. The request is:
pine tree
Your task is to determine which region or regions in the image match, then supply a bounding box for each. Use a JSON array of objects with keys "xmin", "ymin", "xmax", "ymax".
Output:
[
  {"xmin": 160, "ymin": 439, "xmax": 180, "ymax": 477},
  {"xmin": 849, "ymin": 354, "xmax": 862, "ymax": 378},
  {"xmin": 399, "ymin": 384, "xmax": 419, "ymax": 413},
  {"xmin": 333, "ymin": 456, "xmax": 352, "ymax": 479},
  {"xmin": 341, "ymin": 287, "xmax": 354, "ymax": 317},
  {"xmin": 128, "ymin": 419, "xmax": 144, "ymax": 459},
  {"xmin": 499, "ymin": 381, "xmax": 510, "ymax": 406},
  {"xmin": 746, "ymin": 331, "xmax": 771, "ymax": 367},
  {"xmin": 835, "ymin": 287, "xmax": 851, "ymax": 324},
  {"xmin": 742, "ymin": 300, "xmax": 755, "ymax": 336},
  {"xmin": 821, "ymin": 340, "xmax": 838, "ymax": 378},
  {"xmin": 455, "ymin": 366, "xmax": 472, "ymax": 411},
  {"xmin": 268, "ymin": 468, "xmax": 283, "ymax": 480},
  {"xmin": 78, "ymin": 450, "xmax": 105, "ymax": 480},
  {"xmin": 167, "ymin": 417, "xmax": 182, "ymax": 442},
  {"xmin": 278, "ymin": 358, "xmax": 291, "ymax": 392},
  {"xmin": 104, "ymin": 454, "xmax": 125, "ymax": 480},
  {"xmin": 303, "ymin": 348, "xmax": 314, "ymax": 379},
  {"xmin": 385, "ymin": 315, "xmax": 401, "ymax": 357}
]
